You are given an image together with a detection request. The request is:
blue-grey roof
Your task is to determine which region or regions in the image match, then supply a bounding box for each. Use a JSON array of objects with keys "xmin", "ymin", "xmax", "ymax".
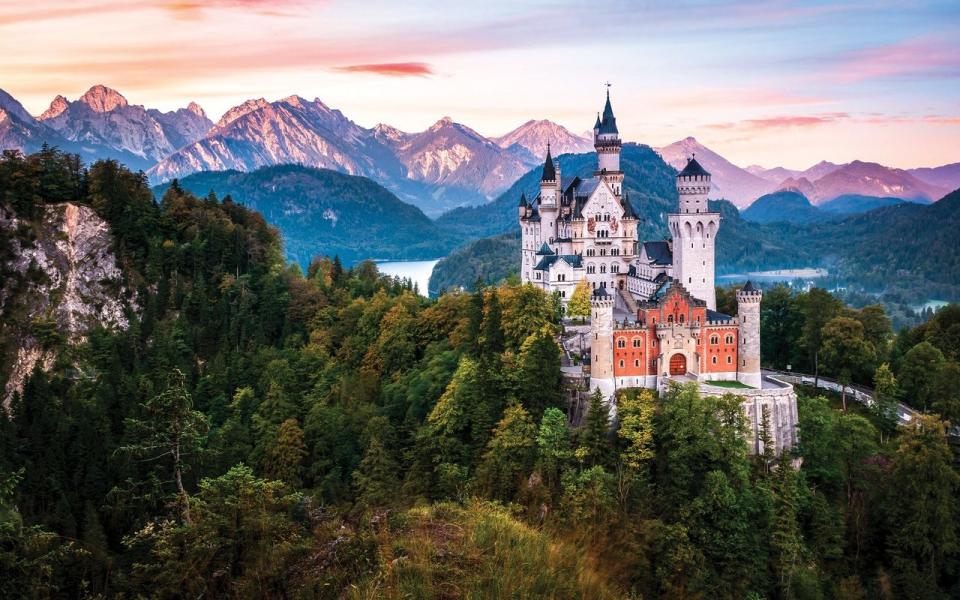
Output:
[
  {"xmin": 741, "ymin": 280, "xmax": 758, "ymax": 292},
  {"xmin": 536, "ymin": 242, "xmax": 554, "ymax": 256},
  {"xmin": 678, "ymin": 157, "xmax": 710, "ymax": 178},
  {"xmin": 642, "ymin": 241, "xmax": 672, "ymax": 266},
  {"xmin": 598, "ymin": 92, "xmax": 618, "ymax": 135},
  {"xmin": 593, "ymin": 287, "xmax": 611, "ymax": 298},
  {"xmin": 707, "ymin": 309, "xmax": 734, "ymax": 322},
  {"xmin": 541, "ymin": 145, "xmax": 556, "ymax": 181},
  {"xmin": 576, "ymin": 178, "xmax": 599, "ymax": 198},
  {"xmin": 533, "ymin": 254, "xmax": 583, "ymax": 271}
]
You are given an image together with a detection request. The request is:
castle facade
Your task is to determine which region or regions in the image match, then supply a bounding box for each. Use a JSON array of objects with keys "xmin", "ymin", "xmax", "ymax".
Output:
[{"xmin": 519, "ymin": 92, "xmax": 798, "ymax": 453}]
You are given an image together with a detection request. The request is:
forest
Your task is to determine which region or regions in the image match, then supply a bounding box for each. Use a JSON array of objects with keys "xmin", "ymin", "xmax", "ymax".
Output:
[{"xmin": 2, "ymin": 149, "xmax": 960, "ymax": 599}]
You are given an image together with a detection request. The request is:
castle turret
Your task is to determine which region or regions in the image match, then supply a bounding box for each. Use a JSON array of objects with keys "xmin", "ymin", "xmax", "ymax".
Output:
[
  {"xmin": 539, "ymin": 144, "xmax": 559, "ymax": 243},
  {"xmin": 594, "ymin": 90, "xmax": 623, "ymax": 194},
  {"xmin": 736, "ymin": 281, "xmax": 762, "ymax": 388},
  {"xmin": 589, "ymin": 287, "xmax": 615, "ymax": 400},
  {"xmin": 669, "ymin": 157, "xmax": 720, "ymax": 309}
]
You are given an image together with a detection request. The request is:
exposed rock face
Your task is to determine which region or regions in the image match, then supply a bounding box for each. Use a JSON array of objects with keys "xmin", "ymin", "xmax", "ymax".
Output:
[
  {"xmin": 493, "ymin": 119, "xmax": 593, "ymax": 158},
  {"xmin": 1, "ymin": 202, "xmax": 134, "ymax": 406}
]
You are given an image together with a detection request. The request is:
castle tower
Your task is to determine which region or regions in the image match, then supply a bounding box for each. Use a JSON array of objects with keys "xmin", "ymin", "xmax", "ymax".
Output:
[
  {"xmin": 589, "ymin": 287, "xmax": 615, "ymax": 400},
  {"xmin": 737, "ymin": 281, "xmax": 762, "ymax": 388},
  {"xmin": 518, "ymin": 192, "xmax": 535, "ymax": 283},
  {"xmin": 669, "ymin": 157, "xmax": 720, "ymax": 309},
  {"xmin": 539, "ymin": 144, "xmax": 559, "ymax": 243},
  {"xmin": 594, "ymin": 90, "xmax": 623, "ymax": 196}
]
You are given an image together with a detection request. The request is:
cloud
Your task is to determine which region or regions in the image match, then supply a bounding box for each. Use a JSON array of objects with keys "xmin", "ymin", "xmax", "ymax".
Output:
[
  {"xmin": 334, "ymin": 62, "xmax": 434, "ymax": 78},
  {"xmin": 829, "ymin": 36, "xmax": 960, "ymax": 83},
  {"xmin": 707, "ymin": 112, "xmax": 850, "ymax": 131}
]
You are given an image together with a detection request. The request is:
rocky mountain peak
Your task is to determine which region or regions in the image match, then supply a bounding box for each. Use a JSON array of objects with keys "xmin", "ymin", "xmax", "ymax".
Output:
[
  {"xmin": 494, "ymin": 119, "xmax": 592, "ymax": 158},
  {"xmin": 186, "ymin": 101, "xmax": 207, "ymax": 119},
  {"xmin": 39, "ymin": 95, "xmax": 69, "ymax": 120},
  {"xmin": 79, "ymin": 84, "xmax": 129, "ymax": 112},
  {"xmin": 216, "ymin": 97, "xmax": 271, "ymax": 128},
  {"xmin": 0, "ymin": 88, "xmax": 36, "ymax": 123}
]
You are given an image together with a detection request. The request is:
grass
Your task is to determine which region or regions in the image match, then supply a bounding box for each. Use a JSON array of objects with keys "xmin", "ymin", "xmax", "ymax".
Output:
[
  {"xmin": 349, "ymin": 500, "xmax": 623, "ymax": 599},
  {"xmin": 706, "ymin": 380, "xmax": 753, "ymax": 389}
]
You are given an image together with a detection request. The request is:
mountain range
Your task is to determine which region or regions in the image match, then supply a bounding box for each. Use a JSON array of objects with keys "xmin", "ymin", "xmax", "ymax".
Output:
[{"xmin": 2, "ymin": 85, "xmax": 959, "ymax": 216}]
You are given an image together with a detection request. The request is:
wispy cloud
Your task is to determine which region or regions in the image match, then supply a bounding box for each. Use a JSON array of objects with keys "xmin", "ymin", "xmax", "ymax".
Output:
[
  {"xmin": 707, "ymin": 112, "xmax": 850, "ymax": 131},
  {"xmin": 334, "ymin": 62, "xmax": 433, "ymax": 78},
  {"xmin": 828, "ymin": 36, "xmax": 960, "ymax": 83}
]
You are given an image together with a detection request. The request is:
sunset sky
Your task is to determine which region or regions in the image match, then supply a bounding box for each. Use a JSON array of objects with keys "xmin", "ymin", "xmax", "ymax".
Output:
[{"xmin": 1, "ymin": 0, "xmax": 958, "ymax": 169}]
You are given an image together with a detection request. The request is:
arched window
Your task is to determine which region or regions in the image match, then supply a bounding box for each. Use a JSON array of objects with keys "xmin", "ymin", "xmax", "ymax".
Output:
[
  {"xmin": 619, "ymin": 360, "xmax": 625, "ymax": 368},
  {"xmin": 710, "ymin": 335, "xmax": 719, "ymax": 345},
  {"xmin": 617, "ymin": 338, "xmax": 626, "ymax": 348},
  {"xmin": 726, "ymin": 335, "xmax": 734, "ymax": 344},
  {"xmin": 635, "ymin": 359, "xmax": 640, "ymax": 367},
  {"xmin": 611, "ymin": 263, "xmax": 619, "ymax": 273},
  {"xmin": 587, "ymin": 264, "xmax": 595, "ymax": 274},
  {"xmin": 727, "ymin": 356, "xmax": 733, "ymax": 364},
  {"xmin": 712, "ymin": 356, "xmax": 717, "ymax": 364},
  {"xmin": 600, "ymin": 264, "xmax": 607, "ymax": 274},
  {"xmin": 667, "ymin": 315, "xmax": 674, "ymax": 324},
  {"xmin": 678, "ymin": 314, "xmax": 684, "ymax": 323},
  {"xmin": 632, "ymin": 338, "xmax": 641, "ymax": 348}
]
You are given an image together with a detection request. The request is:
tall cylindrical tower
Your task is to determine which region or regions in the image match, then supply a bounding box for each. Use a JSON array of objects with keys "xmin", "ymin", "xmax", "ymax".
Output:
[
  {"xmin": 669, "ymin": 157, "xmax": 720, "ymax": 309},
  {"xmin": 589, "ymin": 287, "xmax": 615, "ymax": 401},
  {"xmin": 736, "ymin": 281, "xmax": 762, "ymax": 388}
]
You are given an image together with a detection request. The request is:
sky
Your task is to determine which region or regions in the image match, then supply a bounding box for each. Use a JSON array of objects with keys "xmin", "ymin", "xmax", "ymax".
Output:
[{"xmin": 1, "ymin": 0, "xmax": 958, "ymax": 169}]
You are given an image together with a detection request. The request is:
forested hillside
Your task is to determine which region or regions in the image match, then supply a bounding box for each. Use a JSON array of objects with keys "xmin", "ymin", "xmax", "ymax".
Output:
[
  {"xmin": 153, "ymin": 165, "xmax": 462, "ymax": 267},
  {"xmin": 2, "ymin": 150, "xmax": 960, "ymax": 599}
]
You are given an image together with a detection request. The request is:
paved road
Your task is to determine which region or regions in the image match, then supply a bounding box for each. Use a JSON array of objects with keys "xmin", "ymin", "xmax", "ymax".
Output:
[{"xmin": 763, "ymin": 368, "xmax": 917, "ymax": 426}]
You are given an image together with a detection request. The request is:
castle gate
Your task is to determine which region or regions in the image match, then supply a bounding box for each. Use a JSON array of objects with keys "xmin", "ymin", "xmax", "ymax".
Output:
[{"xmin": 669, "ymin": 353, "xmax": 687, "ymax": 376}]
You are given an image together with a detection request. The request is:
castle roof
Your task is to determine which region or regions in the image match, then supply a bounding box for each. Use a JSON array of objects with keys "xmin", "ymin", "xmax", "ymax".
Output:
[
  {"xmin": 598, "ymin": 91, "xmax": 618, "ymax": 135},
  {"xmin": 517, "ymin": 191, "xmax": 528, "ymax": 207},
  {"xmin": 741, "ymin": 280, "xmax": 758, "ymax": 292},
  {"xmin": 621, "ymin": 191, "xmax": 637, "ymax": 219},
  {"xmin": 642, "ymin": 241, "xmax": 673, "ymax": 266},
  {"xmin": 678, "ymin": 157, "xmax": 710, "ymax": 178},
  {"xmin": 592, "ymin": 287, "xmax": 611, "ymax": 299},
  {"xmin": 707, "ymin": 309, "xmax": 734, "ymax": 323},
  {"xmin": 594, "ymin": 112, "xmax": 601, "ymax": 131},
  {"xmin": 541, "ymin": 144, "xmax": 556, "ymax": 182},
  {"xmin": 535, "ymin": 242, "xmax": 554, "ymax": 256},
  {"xmin": 533, "ymin": 254, "xmax": 583, "ymax": 271}
]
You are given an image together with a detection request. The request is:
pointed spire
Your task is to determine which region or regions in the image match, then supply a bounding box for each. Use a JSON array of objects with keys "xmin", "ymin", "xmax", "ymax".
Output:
[
  {"xmin": 541, "ymin": 142, "xmax": 556, "ymax": 182},
  {"xmin": 598, "ymin": 87, "xmax": 618, "ymax": 135},
  {"xmin": 594, "ymin": 112, "xmax": 601, "ymax": 130},
  {"xmin": 518, "ymin": 191, "xmax": 528, "ymax": 207}
]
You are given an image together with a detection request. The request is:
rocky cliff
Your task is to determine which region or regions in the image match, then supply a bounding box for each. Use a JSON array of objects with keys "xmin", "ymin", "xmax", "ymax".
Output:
[{"xmin": 0, "ymin": 202, "xmax": 135, "ymax": 406}]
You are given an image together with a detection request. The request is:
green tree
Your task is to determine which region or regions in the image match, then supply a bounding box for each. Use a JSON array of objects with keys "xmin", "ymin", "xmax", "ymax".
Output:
[
  {"xmin": 797, "ymin": 287, "xmax": 843, "ymax": 380},
  {"xmin": 514, "ymin": 326, "xmax": 561, "ymax": 418},
  {"xmin": 263, "ymin": 418, "xmax": 307, "ymax": 487},
  {"xmin": 578, "ymin": 389, "xmax": 613, "ymax": 468},
  {"xmin": 898, "ymin": 341, "xmax": 946, "ymax": 411},
  {"xmin": 120, "ymin": 368, "xmax": 209, "ymax": 523},
  {"xmin": 872, "ymin": 363, "xmax": 900, "ymax": 439},
  {"xmin": 476, "ymin": 404, "xmax": 537, "ymax": 501},
  {"xmin": 886, "ymin": 415, "xmax": 960, "ymax": 598},
  {"xmin": 535, "ymin": 407, "xmax": 572, "ymax": 489},
  {"xmin": 820, "ymin": 316, "xmax": 877, "ymax": 406},
  {"xmin": 353, "ymin": 436, "xmax": 400, "ymax": 509},
  {"xmin": 616, "ymin": 388, "xmax": 657, "ymax": 477},
  {"xmin": 567, "ymin": 280, "xmax": 592, "ymax": 321},
  {"xmin": 931, "ymin": 361, "xmax": 960, "ymax": 424}
]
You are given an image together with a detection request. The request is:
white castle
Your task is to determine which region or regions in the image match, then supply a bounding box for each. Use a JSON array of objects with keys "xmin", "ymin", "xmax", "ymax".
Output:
[{"xmin": 519, "ymin": 91, "xmax": 799, "ymax": 453}]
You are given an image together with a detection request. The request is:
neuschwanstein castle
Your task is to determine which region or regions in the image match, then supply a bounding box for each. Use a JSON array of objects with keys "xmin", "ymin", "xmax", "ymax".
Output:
[{"xmin": 519, "ymin": 92, "xmax": 798, "ymax": 453}]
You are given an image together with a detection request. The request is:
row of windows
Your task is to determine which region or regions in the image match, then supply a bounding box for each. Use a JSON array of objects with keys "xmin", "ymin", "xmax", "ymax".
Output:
[
  {"xmin": 708, "ymin": 334, "xmax": 736, "ymax": 345},
  {"xmin": 585, "ymin": 247, "xmax": 622, "ymax": 257},
  {"xmin": 585, "ymin": 263, "xmax": 621, "ymax": 274},
  {"xmin": 711, "ymin": 356, "xmax": 734, "ymax": 365}
]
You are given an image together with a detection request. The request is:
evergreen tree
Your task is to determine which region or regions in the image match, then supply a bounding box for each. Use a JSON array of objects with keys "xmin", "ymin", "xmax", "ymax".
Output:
[
  {"xmin": 263, "ymin": 418, "xmax": 307, "ymax": 488},
  {"xmin": 480, "ymin": 289, "xmax": 505, "ymax": 356},
  {"xmin": 872, "ymin": 363, "xmax": 900, "ymax": 439},
  {"xmin": 536, "ymin": 407, "xmax": 572, "ymax": 490},
  {"xmin": 514, "ymin": 326, "xmax": 561, "ymax": 418},
  {"xmin": 353, "ymin": 436, "xmax": 400, "ymax": 509},
  {"xmin": 476, "ymin": 404, "xmax": 537, "ymax": 501},
  {"xmin": 898, "ymin": 341, "xmax": 946, "ymax": 411},
  {"xmin": 579, "ymin": 389, "xmax": 613, "ymax": 468}
]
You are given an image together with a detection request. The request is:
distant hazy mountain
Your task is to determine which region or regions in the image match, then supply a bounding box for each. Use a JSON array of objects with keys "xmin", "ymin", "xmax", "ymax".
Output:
[
  {"xmin": 493, "ymin": 119, "xmax": 593, "ymax": 158},
  {"xmin": 908, "ymin": 162, "xmax": 960, "ymax": 192},
  {"xmin": 152, "ymin": 164, "xmax": 462, "ymax": 267},
  {"xmin": 655, "ymin": 137, "xmax": 773, "ymax": 208},
  {"xmin": 792, "ymin": 160, "xmax": 948, "ymax": 205},
  {"xmin": 385, "ymin": 117, "xmax": 535, "ymax": 199},
  {"xmin": 0, "ymin": 89, "xmax": 49, "ymax": 153},
  {"xmin": 741, "ymin": 190, "xmax": 825, "ymax": 224},
  {"xmin": 747, "ymin": 160, "xmax": 842, "ymax": 185},
  {"xmin": 819, "ymin": 194, "xmax": 909, "ymax": 214},
  {"xmin": 38, "ymin": 85, "xmax": 212, "ymax": 170}
]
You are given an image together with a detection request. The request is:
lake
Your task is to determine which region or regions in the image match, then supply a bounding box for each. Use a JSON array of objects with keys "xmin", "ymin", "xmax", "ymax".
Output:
[
  {"xmin": 718, "ymin": 268, "xmax": 828, "ymax": 283},
  {"xmin": 376, "ymin": 259, "xmax": 440, "ymax": 297}
]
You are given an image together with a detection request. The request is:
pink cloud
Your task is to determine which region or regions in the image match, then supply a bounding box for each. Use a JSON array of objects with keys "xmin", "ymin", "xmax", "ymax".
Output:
[
  {"xmin": 334, "ymin": 62, "xmax": 434, "ymax": 78},
  {"xmin": 830, "ymin": 36, "xmax": 960, "ymax": 83},
  {"xmin": 707, "ymin": 112, "xmax": 849, "ymax": 131}
]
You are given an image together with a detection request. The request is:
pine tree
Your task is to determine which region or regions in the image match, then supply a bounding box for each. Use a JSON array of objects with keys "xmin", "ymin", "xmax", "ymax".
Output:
[
  {"xmin": 263, "ymin": 418, "xmax": 307, "ymax": 488},
  {"xmin": 353, "ymin": 436, "xmax": 400, "ymax": 508},
  {"xmin": 872, "ymin": 362, "xmax": 899, "ymax": 440},
  {"xmin": 536, "ymin": 407, "xmax": 572, "ymax": 490},
  {"xmin": 476, "ymin": 404, "xmax": 537, "ymax": 501},
  {"xmin": 480, "ymin": 289, "xmax": 505, "ymax": 356},
  {"xmin": 579, "ymin": 389, "xmax": 613, "ymax": 468},
  {"xmin": 119, "ymin": 368, "xmax": 208, "ymax": 523}
]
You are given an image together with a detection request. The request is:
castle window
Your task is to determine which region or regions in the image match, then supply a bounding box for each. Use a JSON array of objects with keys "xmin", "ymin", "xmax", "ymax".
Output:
[
  {"xmin": 667, "ymin": 315, "xmax": 673, "ymax": 324},
  {"xmin": 619, "ymin": 360, "xmax": 624, "ymax": 368},
  {"xmin": 611, "ymin": 264, "xmax": 619, "ymax": 273},
  {"xmin": 633, "ymin": 338, "xmax": 641, "ymax": 348},
  {"xmin": 635, "ymin": 360, "xmax": 640, "ymax": 367},
  {"xmin": 536, "ymin": 272, "xmax": 541, "ymax": 280},
  {"xmin": 689, "ymin": 277, "xmax": 692, "ymax": 283},
  {"xmin": 600, "ymin": 264, "xmax": 607, "ymax": 274},
  {"xmin": 618, "ymin": 339, "xmax": 626, "ymax": 348},
  {"xmin": 726, "ymin": 335, "xmax": 734, "ymax": 344},
  {"xmin": 727, "ymin": 356, "xmax": 732, "ymax": 364},
  {"xmin": 587, "ymin": 265, "xmax": 595, "ymax": 274},
  {"xmin": 679, "ymin": 314, "xmax": 684, "ymax": 324},
  {"xmin": 712, "ymin": 356, "xmax": 717, "ymax": 364},
  {"xmin": 710, "ymin": 335, "xmax": 718, "ymax": 345}
]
